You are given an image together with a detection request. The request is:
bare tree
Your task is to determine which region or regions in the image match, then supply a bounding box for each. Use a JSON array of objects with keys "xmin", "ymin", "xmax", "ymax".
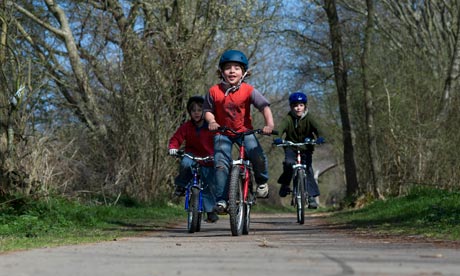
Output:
[
  {"xmin": 12, "ymin": 0, "xmax": 107, "ymax": 137},
  {"xmin": 5, "ymin": 0, "xmax": 281, "ymax": 201},
  {"xmin": 438, "ymin": 6, "xmax": 460, "ymax": 121},
  {"xmin": 361, "ymin": 0, "xmax": 382, "ymax": 198},
  {"xmin": 322, "ymin": 0, "xmax": 359, "ymax": 199},
  {"xmin": 0, "ymin": 3, "xmax": 30, "ymax": 194},
  {"xmin": 338, "ymin": 0, "xmax": 460, "ymax": 192},
  {"xmin": 379, "ymin": 1, "xmax": 460, "ymax": 122}
]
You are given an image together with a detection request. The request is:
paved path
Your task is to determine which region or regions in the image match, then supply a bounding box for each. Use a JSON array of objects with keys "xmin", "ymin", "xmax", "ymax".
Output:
[{"xmin": 1, "ymin": 213, "xmax": 459, "ymax": 276}]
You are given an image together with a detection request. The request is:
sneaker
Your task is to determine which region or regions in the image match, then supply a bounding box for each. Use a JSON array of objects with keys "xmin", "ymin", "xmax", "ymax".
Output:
[
  {"xmin": 308, "ymin": 196, "xmax": 318, "ymax": 209},
  {"xmin": 173, "ymin": 186, "xmax": 186, "ymax": 197},
  {"xmin": 256, "ymin": 184, "xmax": 269, "ymax": 198},
  {"xmin": 278, "ymin": 185, "xmax": 291, "ymax": 197},
  {"xmin": 206, "ymin": 212, "xmax": 219, "ymax": 223},
  {"xmin": 214, "ymin": 200, "xmax": 227, "ymax": 215}
]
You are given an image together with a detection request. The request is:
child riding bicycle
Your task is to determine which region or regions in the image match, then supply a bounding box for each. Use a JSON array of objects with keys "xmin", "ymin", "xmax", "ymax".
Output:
[
  {"xmin": 168, "ymin": 96, "xmax": 218, "ymax": 222},
  {"xmin": 203, "ymin": 49, "xmax": 275, "ymax": 214},
  {"xmin": 274, "ymin": 92, "xmax": 324, "ymax": 209}
]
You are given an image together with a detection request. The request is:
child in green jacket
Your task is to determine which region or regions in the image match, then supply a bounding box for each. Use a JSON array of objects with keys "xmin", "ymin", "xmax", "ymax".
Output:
[{"xmin": 274, "ymin": 92, "xmax": 324, "ymax": 209}]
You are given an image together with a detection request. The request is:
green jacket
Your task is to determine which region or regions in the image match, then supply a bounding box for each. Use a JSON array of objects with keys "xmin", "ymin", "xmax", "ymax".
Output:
[{"xmin": 276, "ymin": 111, "xmax": 320, "ymax": 152}]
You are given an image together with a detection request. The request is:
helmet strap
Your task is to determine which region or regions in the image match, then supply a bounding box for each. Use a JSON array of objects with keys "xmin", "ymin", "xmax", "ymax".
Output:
[
  {"xmin": 222, "ymin": 70, "xmax": 249, "ymax": 96},
  {"xmin": 301, "ymin": 108, "xmax": 309, "ymax": 119}
]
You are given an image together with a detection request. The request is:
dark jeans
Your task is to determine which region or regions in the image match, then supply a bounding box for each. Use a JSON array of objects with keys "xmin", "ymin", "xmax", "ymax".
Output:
[{"xmin": 277, "ymin": 148, "xmax": 320, "ymax": 197}]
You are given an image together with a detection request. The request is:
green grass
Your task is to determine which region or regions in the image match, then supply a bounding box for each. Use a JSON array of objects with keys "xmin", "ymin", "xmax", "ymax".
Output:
[
  {"xmin": 327, "ymin": 187, "xmax": 460, "ymax": 241},
  {"xmin": 0, "ymin": 196, "xmax": 184, "ymax": 252}
]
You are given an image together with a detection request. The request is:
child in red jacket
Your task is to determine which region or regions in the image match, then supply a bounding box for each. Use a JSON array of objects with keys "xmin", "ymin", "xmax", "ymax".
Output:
[{"xmin": 168, "ymin": 96, "xmax": 218, "ymax": 222}]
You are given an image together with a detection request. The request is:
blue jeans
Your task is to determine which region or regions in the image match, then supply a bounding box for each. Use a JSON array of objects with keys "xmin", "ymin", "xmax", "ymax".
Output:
[
  {"xmin": 175, "ymin": 156, "xmax": 216, "ymax": 212},
  {"xmin": 277, "ymin": 148, "xmax": 320, "ymax": 197},
  {"xmin": 213, "ymin": 134, "xmax": 269, "ymax": 202}
]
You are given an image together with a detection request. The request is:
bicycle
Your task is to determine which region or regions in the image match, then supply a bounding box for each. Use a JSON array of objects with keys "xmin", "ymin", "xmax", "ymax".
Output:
[
  {"xmin": 273, "ymin": 138, "xmax": 321, "ymax": 225},
  {"xmin": 172, "ymin": 150, "xmax": 214, "ymax": 233},
  {"xmin": 218, "ymin": 127, "xmax": 278, "ymax": 236}
]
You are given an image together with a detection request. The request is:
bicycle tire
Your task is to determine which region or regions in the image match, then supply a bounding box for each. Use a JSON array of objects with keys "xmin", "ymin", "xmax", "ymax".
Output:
[
  {"xmin": 187, "ymin": 187, "xmax": 201, "ymax": 233},
  {"xmin": 228, "ymin": 166, "xmax": 244, "ymax": 236},
  {"xmin": 243, "ymin": 166, "xmax": 256, "ymax": 235},
  {"xmin": 195, "ymin": 185, "xmax": 202, "ymax": 232},
  {"xmin": 243, "ymin": 203, "xmax": 251, "ymax": 235},
  {"xmin": 295, "ymin": 169, "xmax": 306, "ymax": 224}
]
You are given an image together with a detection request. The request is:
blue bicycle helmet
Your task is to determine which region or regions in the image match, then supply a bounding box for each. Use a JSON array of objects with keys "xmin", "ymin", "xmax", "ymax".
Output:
[
  {"xmin": 219, "ymin": 50, "xmax": 249, "ymax": 71},
  {"xmin": 289, "ymin": 92, "xmax": 308, "ymax": 105}
]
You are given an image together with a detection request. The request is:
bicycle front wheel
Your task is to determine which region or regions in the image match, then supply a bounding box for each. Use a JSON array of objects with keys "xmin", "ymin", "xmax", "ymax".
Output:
[
  {"xmin": 243, "ymin": 203, "xmax": 251, "ymax": 235},
  {"xmin": 187, "ymin": 187, "xmax": 201, "ymax": 233},
  {"xmin": 228, "ymin": 166, "xmax": 245, "ymax": 236},
  {"xmin": 294, "ymin": 169, "xmax": 306, "ymax": 225}
]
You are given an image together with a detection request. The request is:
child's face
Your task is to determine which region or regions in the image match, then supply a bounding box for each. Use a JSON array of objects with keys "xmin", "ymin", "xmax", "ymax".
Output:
[
  {"xmin": 222, "ymin": 62, "xmax": 244, "ymax": 86},
  {"xmin": 291, "ymin": 103, "xmax": 306, "ymax": 117},
  {"xmin": 190, "ymin": 103, "xmax": 203, "ymax": 122}
]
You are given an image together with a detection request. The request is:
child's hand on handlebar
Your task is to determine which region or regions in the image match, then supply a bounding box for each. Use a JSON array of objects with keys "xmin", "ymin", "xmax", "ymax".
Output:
[
  {"xmin": 262, "ymin": 125, "xmax": 274, "ymax": 135},
  {"xmin": 208, "ymin": 120, "xmax": 220, "ymax": 131}
]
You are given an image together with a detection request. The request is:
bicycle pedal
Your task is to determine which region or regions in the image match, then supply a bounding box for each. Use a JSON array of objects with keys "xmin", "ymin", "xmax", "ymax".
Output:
[{"xmin": 214, "ymin": 204, "xmax": 228, "ymax": 215}]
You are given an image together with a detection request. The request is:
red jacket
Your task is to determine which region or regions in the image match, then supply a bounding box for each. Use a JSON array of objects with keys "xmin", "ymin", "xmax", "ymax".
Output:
[{"xmin": 168, "ymin": 121, "xmax": 214, "ymax": 165}]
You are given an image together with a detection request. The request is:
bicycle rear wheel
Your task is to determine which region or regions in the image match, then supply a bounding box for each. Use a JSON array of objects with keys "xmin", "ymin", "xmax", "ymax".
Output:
[
  {"xmin": 228, "ymin": 166, "xmax": 244, "ymax": 236},
  {"xmin": 187, "ymin": 187, "xmax": 201, "ymax": 233},
  {"xmin": 294, "ymin": 169, "xmax": 306, "ymax": 224}
]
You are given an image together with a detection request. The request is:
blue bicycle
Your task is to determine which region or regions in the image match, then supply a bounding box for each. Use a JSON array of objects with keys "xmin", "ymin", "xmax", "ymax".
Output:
[{"xmin": 173, "ymin": 150, "xmax": 213, "ymax": 233}]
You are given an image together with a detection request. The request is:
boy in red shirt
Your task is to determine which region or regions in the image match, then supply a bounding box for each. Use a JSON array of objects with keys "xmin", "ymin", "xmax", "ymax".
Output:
[
  {"xmin": 168, "ymin": 96, "xmax": 218, "ymax": 222},
  {"xmin": 203, "ymin": 50, "xmax": 275, "ymax": 213}
]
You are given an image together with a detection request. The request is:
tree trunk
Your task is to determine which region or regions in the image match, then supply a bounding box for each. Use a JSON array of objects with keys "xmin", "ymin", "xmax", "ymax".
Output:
[
  {"xmin": 361, "ymin": 0, "xmax": 382, "ymax": 198},
  {"xmin": 323, "ymin": 0, "xmax": 359, "ymax": 199},
  {"xmin": 438, "ymin": 5, "xmax": 460, "ymax": 122},
  {"xmin": 0, "ymin": 15, "xmax": 8, "ymax": 164}
]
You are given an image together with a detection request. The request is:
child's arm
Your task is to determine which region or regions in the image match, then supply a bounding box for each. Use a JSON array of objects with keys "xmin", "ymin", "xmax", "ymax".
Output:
[
  {"xmin": 205, "ymin": 111, "xmax": 220, "ymax": 131},
  {"xmin": 168, "ymin": 123, "xmax": 186, "ymax": 155},
  {"xmin": 261, "ymin": 106, "xmax": 275, "ymax": 134}
]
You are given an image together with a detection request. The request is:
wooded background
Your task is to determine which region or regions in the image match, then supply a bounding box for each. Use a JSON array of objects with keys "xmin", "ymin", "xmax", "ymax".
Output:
[{"xmin": 1, "ymin": 0, "xmax": 458, "ymax": 206}]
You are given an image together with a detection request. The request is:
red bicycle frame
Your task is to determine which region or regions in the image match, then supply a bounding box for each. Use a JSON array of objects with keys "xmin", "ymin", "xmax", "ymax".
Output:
[{"xmin": 239, "ymin": 145, "xmax": 250, "ymax": 201}]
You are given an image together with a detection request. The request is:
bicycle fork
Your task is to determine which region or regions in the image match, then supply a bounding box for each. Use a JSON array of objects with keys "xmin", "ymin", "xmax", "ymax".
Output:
[
  {"xmin": 292, "ymin": 150, "xmax": 307, "ymax": 205},
  {"xmin": 185, "ymin": 169, "xmax": 203, "ymax": 211},
  {"xmin": 232, "ymin": 145, "xmax": 251, "ymax": 203}
]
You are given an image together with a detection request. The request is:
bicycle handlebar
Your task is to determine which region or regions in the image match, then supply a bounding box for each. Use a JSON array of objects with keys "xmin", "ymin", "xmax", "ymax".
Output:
[
  {"xmin": 217, "ymin": 126, "xmax": 279, "ymax": 136},
  {"xmin": 173, "ymin": 150, "xmax": 214, "ymax": 162},
  {"xmin": 274, "ymin": 139, "xmax": 321, "ymax": 147}
]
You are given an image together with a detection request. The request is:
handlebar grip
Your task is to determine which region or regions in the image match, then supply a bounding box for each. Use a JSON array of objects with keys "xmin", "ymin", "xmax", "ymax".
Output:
[{"xmin": 271, "ymin": 130, "xmax": 279, "ymax": 135}]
